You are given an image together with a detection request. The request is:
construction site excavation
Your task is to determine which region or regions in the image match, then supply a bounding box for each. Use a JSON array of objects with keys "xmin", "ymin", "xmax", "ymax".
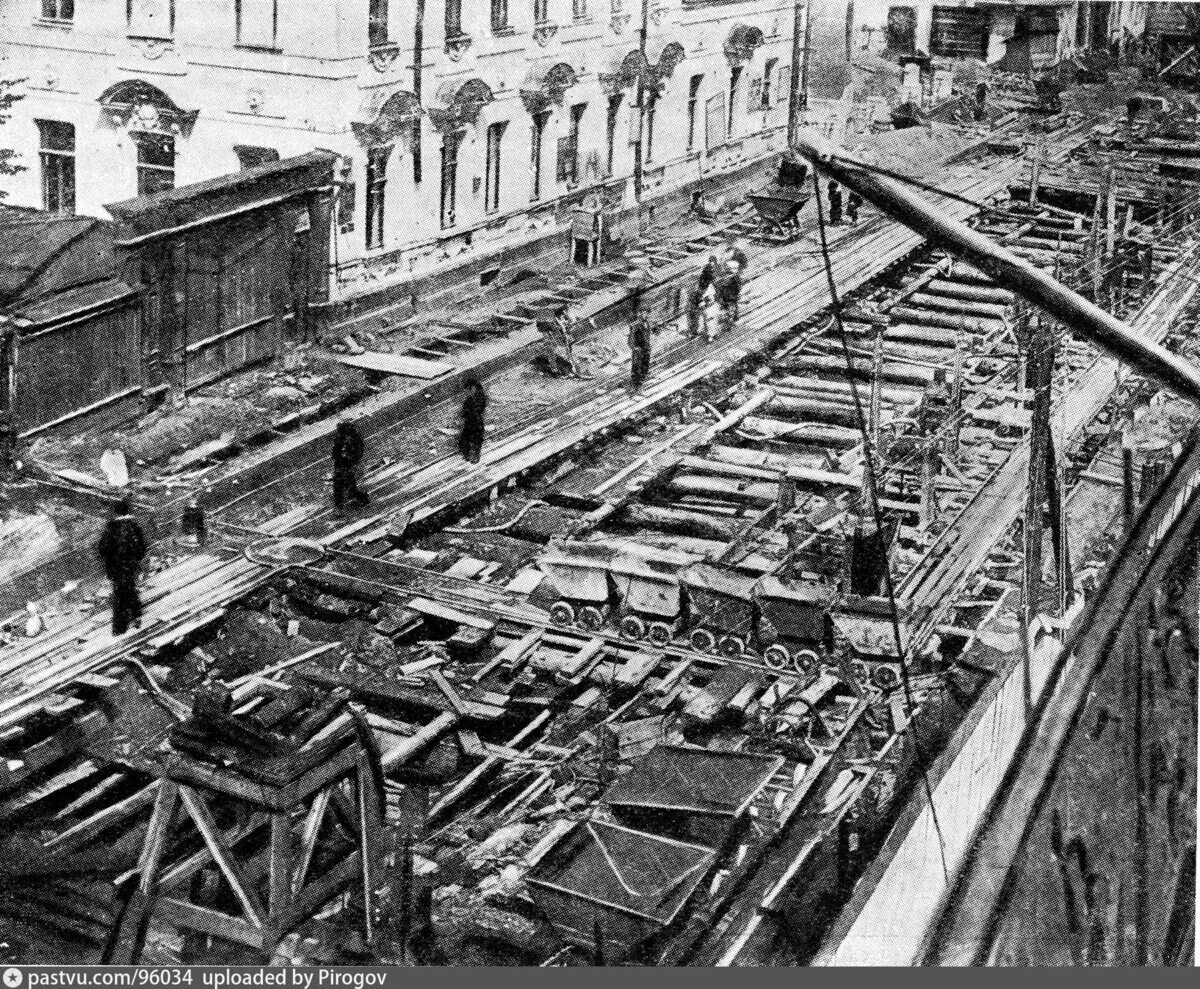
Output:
[{"xmin": 0, "ymin": 5, "xmax": 1198, "ymax": 970}]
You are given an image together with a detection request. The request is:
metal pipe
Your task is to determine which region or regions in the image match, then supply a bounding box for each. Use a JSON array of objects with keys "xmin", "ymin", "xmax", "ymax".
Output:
[{"xmin": 791, "ymin": 129, "xmax": 1200, "ymax": 405}]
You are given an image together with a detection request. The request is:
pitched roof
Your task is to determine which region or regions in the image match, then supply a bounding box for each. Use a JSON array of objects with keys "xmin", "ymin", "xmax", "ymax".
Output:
[
  {"xmin": 0, "ymin": 206, "xmax": 104, "ymax": 306},
  {"xmin": 106, "ymin": 149, "xmax": 340, "ymax": 241}
]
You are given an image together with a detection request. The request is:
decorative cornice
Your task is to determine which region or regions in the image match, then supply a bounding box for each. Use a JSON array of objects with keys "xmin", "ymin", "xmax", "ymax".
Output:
[
  {"xmin": 444, "ymin": 32, "xmax": 473, "ymax": 61},
  {"xmin": 367, "ymin": 42, "xmax": 401, "ymax": 73},
  {"xmin": 533, "ymin": 22, "xmax": 559, "ymax": 46}
]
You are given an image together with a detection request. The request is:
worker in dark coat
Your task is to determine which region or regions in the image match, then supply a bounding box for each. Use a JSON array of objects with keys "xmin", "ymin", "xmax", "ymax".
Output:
[
  {"xmin": 96, "ymin": 497, "xmax": 147, "ymax": 636},
  {"xmin": 715, "ymin": 265, "xmax": 742, "ymax": 335},
  {"xmin": 332, "ymin": 420, "xmax": 369, "ymax": 509},
  {"xmin": 628, "ymin": 311, "xmax": 652, "ymax": 392},
  {"xmin": 459, "ymin": 379, "xmax": 488, "ymax": 464},
  {"xmin": 974, "ymin": 81, "xmax": 988, "ymax": 122},
  {"xmin": 846, "ymin": 191, "xmax": 863, "ymax": 225},
  {"xmin": 828, "ymin": 180, "xmax": 843, "ymax": 226}
]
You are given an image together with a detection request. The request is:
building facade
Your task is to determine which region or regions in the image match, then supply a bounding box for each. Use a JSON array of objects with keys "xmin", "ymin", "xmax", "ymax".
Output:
[{"xmin": 0, "ymin": 0, "xmax": 799, "ymax": 304}]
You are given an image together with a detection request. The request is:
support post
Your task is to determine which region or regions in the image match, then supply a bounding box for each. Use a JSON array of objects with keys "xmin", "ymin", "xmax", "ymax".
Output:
[
  {"xmin": 1022, "ymin": 317, "xmax": 1053, "ymax": 705},
  {"xmin": 1123, "ymin": 429, "xmax": 1136, "ymax": 532},
  {"xmin": 787, "ymin": 0, "xmax": 807, "ymax": 144}
]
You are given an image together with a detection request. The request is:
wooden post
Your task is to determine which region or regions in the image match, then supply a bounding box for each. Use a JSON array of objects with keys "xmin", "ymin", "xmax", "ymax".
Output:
[
  {"xmin": 869, "ymin": 324, "xmax": 885, "ymax": 465},
  {"xmin": 949, "ymin": 329, "xmax": 964, "ymax": 456},
  {"xmin": 1022, "ymin": 317, "xmax": 1053, "ymax": 707},
  {"xmin": 1029, "ymin": 129, "xmax": 1045, "ymax": 205},
  {"xmin": 1122, "ymin": 430, "xmax": 1136, "ymax": 533}
]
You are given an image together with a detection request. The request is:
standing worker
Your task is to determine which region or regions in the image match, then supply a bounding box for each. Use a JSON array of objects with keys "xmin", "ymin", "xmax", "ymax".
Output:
[
  {"xmin": 332, "ymin": 420, "xmax": 370, "ymax": 509},
  {"xmin": 716, "ymin": 263, "xmax": 742, "ymax": 337},
  {"xmin": 974, "ymin": 81, "xmax": 988, "ymax": 123},
  {"xmin": 627, "ymin": 307, "xmax": 652, "ymax": 392},
  {"xmin": 846, "ymin": 191, "xmax": 862, "ymax": 225},
  {"xmin": 96, "ymin": 497, "xmax": 147, "ymax": 636},
  {"xmin": 727, "ymin": 239, "xmax": 748, "ymax": 277},
  {"xmin": 828, "ymin": 180, "xmax": 843, "ymax": 226},
  {"xmin": 459, "ymin": 378, "xmax": 488, "ymax": 463}
]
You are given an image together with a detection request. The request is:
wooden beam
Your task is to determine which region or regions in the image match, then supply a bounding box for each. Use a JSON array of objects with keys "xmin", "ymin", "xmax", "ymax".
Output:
[
  {"xmin": 178, "ymin": 785, "xmax": 267, "ymax": 928},
  {"xmin": 137, "ymin": 781, "xmax": 179, "ymax": 894},
  {"xmin": 269, "ymin": 811, "xmax": 293, "ymax": 920},
  {"xmin": 293, "ymin": 788, "xmax": 331, "ymax": 896}
]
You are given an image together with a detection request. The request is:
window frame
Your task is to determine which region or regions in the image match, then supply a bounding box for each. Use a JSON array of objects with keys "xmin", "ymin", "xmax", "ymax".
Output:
[
  {"xmin": 37, "ymin": 120, "xmax": 75, "ymax": 214},
  {"xmin": 686, "ymin": 73, "xmax": 703, "ymax": 149},
  {"xmin": 365, "ymin": 145, "xmax": 389, "ymax": 249},
  {"xmin": 445, "ymin": 0, "xmax": 463, "ymax": 38},
  {"xmin": 134, "ymin": 131, "xmax": 176, "ymax": 197},
  {"xmin": 605, "ymin": 95, "xmax": 621, "ymax": 175},
  {"xmin": 235, "ymin": 0, "xmax": 279, "ymax": 49},
  {"xmin": 440, "ymin": 136, "xmax": 460, "ymax": 229},
  {"xmin": 491, "ymin": 0, "xmax": 509, "ymax": 32},
  {"xmin": 533, "ymin": 0, "xmax": 550, "ymax": 26},
  {"xmin": 368, "ymin": 0, "xmax": 389, "ymax": 47},
  {"xmin": 727, "ymin": 65, "xmax": 742, "ymax": 138},
  {"xmin": 760, "ymin": 58, "xmax": 777, "ymax": 109},
  {"xmin": 530, "ymin": 110, "xmax": 549, "ymax": 200},
  {"xmin": 40, "ymin": 0, "xmax": 74, "ymax": 22},
  {"xmin": 572, "ymin": 0, "xmax": 587, "ymax": 20},
  {"xmin": 484, "ymin": 121, "xmax": 506, "ymax": 214},
  {"xmin": 644, "ymin": 93, "xmax": 657, "ymax": 163}
]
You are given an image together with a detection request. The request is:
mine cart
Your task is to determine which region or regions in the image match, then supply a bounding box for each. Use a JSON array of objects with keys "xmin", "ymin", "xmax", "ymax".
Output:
[
  {"xmin": 610, "ymin": 547, "xmax": 691, "ymax": 645},
  {"xmin": 832, "ymin": 594, "xmax": 917, "ymax": 690},
  {"xmin": 681, "ymin": 563, "xmax": 760, "ymax": 656},
  {"xmin": 539, "ymin": 540, "xmax": 619, "ymax": 630},
  {"xmin": 754, "ymin": 575, "xmax": 834, "ymax": 673},
  {"xmin": 747, "ymin": 186, "xmax": 810, "ymax": 241}
]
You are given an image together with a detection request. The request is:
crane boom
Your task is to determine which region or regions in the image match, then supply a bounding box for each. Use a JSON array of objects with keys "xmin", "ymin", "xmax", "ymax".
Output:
[{"xmin": 790, "ymin": 129, "xmax": 1200, "ymax": 405}]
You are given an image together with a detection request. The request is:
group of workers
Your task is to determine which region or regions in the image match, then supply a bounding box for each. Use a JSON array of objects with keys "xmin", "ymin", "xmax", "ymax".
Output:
[
  {"xmin": 826, "ymin": 181, "xmax": 863, "ymax": 227},
  {"xmin": 687, "ymin": 240, "xmax": 749, "ymax": 343},
  {"xmin": 92, "ymin": 235, "xmax": 768, "ymax": 637}
]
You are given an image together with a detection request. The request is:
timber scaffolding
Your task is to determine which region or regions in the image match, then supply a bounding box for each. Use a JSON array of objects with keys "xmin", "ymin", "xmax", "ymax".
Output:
[{"xmin": 0, "ymin": 104, "xmax": 1197, "ymax": 964}]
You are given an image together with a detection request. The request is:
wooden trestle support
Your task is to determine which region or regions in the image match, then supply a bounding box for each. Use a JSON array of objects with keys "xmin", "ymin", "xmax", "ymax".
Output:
[{"xmin": 104, "ymin": 737, "xmax": 382, "ymax": 963}]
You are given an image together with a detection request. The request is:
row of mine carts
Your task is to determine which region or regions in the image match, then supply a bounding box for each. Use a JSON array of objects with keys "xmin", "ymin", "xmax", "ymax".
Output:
[{"xmin": 538, "ymin": 539, "xmax": 910, "ymax": 691}]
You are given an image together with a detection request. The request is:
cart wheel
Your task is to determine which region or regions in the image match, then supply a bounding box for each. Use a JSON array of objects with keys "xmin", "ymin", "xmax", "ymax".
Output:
[
  {"xmin": 578, "ymin": 605, "xmax": 605, "ymax": 631},
  {"xmin": 690, "ymin": 628, "xmax": 717, "ymax": 654},
  {"xmin": 764, "ymin": 645, "xmax": 790, "ymax": 670},
  {"xmin": 792, "ymin": 648, "xmax": 820, "ymax": 675},
  {"xmin": 647, "ymin": 622, "xmax": 674, "ymax": 647},
  {"xmin": 549, "ymin": 601, "xmax": 576, "ymax": 627},
  {"xmin": 719, "ymin": 635, "xmax": 745, "ymax": 659},
  {"xmin": 872, "ymin": 664, "xmax": 900, "ymax": 691},
  {"xmin": 620, "ymin": 615, "xmax": 646, "ymax": 640}
]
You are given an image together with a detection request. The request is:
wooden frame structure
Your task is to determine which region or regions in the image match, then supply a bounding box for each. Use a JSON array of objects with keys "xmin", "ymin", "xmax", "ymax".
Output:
[{"xmin": 105, "ymin": 735, "xmax": 382, "ymax": 963}]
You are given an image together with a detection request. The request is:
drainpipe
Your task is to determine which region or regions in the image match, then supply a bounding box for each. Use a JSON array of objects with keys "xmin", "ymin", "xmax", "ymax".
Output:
[
  {"xmin": 787, "ymin": 0, "xmax": 807, "ymax": 143},
  {"xmin": 633, "ymin": 0, "xmax": 650, "ymax": 210},
  {"xmin": 412, "ymin": 0, "xmax": 424, "ymax": 184}
]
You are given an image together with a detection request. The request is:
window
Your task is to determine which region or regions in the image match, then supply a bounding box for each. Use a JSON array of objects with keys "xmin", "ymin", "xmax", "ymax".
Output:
[
  {"xmin": 491, "ymin": 0, "xmax": 508, "ymax": 31},
  {"xmin": 38, "ymin": 121, "xmax": 75, "ymax": 214},
  {"xmin": 369, "ymin": 0, "xmax": 388, "ymax": 46},
  {"xmin": 572, "ymin": 0, "xmax": 586, "ymax": 19},
  {"xmin": 445, "ymin": 0, "xmax": 462, "ymax": 37},
  {"xmin": 534, "ymin": 0, "xmax": 549, "ymax": 24},
  {"xmin": 530, "ymin": 111, "xmax": 548, "ymax": 200},
  {"xmin": 687, "ymin": 74, "xmax": 703, "ymax": 149},
  {"xmin": 440, "ymin": 137, "xmax": 459, "ymax": 228},
  {"xmin": 727, "ymin": 66, "xmax": 742, "ymax": 138},
  {"xmin": 930, "ymin": 6, "xmax": 988, "ymax": 59},
  {"xmin": 887, "ymin": 6, "xmax": 916, "ymax": 53},
  {"xmin": 557, "ymin": 103, "xmax": 585, "ymax": 184},
  {"xmin": 134, "ymin": 132, "xmax": 174, "ymax": 196},
  {"xmin": 235, "ymin": 145, "xmax": 279, "ymax": 169},
  {"xmin": 365, "ymin": 146, "xmax": 388, "ymax": 248},
  {"xmin": 644, "ymin": 94, "xmax": 657, "ymax": 162},
  {"xmin": 338, "ymin": 181, "xmax": 356, "ymax": 235},
  {"xmin": 761, "ymin": 58, "xmax": 777, "ymax": 108},
  {"xmin": 705, "ymin": 91, "xmax": 726, "ymax": 151},
  {"xmin": 484, "ymin": 121, "xmax": 506, "ymax": 213},
  {"xmin": 236, "ymin": 0, "xmax": 277, "ymax": 47},
  {"xmin": 41, "ymin": 0, "xmax": 73, "ymax": 22},
  {"xmin": 127, "ymin": 0, "xmax": 173, "ymax": 37},
  {"xmin": 605, "ymin": 95, "xmax": 620, "ymax": 175}
]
